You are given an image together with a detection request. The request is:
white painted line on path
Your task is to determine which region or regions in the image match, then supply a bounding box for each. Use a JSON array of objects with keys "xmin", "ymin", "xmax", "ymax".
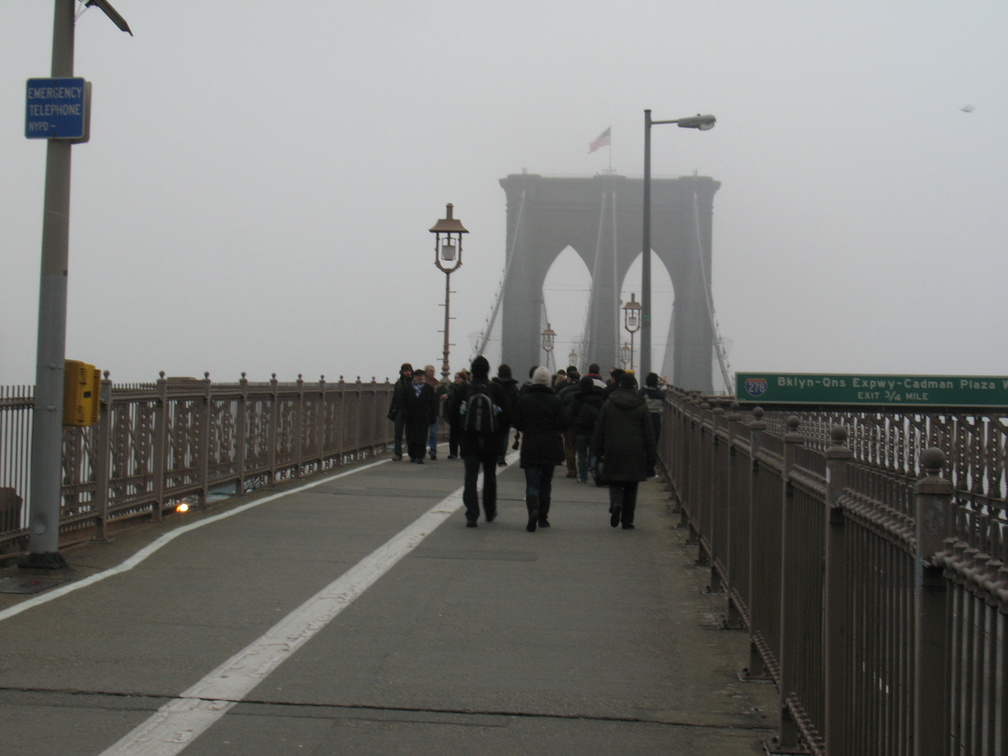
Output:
[
  {"xmin": 98, "ymin": 484, "xmax": 467, "ymax": 755},
  {"xmin": 0, "ymin": 460, "xmax": 388, "ymax": 623}
]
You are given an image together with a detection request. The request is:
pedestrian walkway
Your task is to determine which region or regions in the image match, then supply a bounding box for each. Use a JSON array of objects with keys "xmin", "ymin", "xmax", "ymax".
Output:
[{"xmin": 0, "ymin": 454, "xmax": 776, "ymax": 755}]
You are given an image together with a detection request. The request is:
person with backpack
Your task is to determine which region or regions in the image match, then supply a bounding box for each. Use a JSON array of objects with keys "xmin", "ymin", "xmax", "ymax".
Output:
[
  {"xmin": 591, "ymin": 372, "xmax": 657, "ymax": 529},
  {"xmin": 567, "ymin": 375, "xmax": 606, "ymax": 483},
  {"xmin": 452, "ymin": 355, "xmax": 509, "ymax": 527},
  {"xmin": 513, "ymin": 366, "xmax": 566, "ymax": 532}
]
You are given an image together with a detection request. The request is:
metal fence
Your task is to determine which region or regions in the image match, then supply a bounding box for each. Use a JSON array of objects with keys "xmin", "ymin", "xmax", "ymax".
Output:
[
  {"xmin": 0, "ymin": 374, "xmax": 395, "ymax": 553},
  {"xmin": 660, "ymin": 389, "xmax": 1007, "ymax": 756}
]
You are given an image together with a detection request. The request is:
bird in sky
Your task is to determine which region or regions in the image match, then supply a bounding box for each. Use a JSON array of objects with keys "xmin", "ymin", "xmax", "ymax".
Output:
[{"xmin": 960, "ymin": 104, "xmax": 976, "ymax": 113}]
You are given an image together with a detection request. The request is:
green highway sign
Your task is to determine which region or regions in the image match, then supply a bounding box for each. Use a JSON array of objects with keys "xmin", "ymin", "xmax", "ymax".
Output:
[{"xmin": 735, "ymin": 373, "xmax": 1008, "ymax": 408}]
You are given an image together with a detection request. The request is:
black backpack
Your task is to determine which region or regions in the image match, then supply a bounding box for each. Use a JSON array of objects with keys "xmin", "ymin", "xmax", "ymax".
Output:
[{"xmin": 461, "ymin": 383, "xmax": 498, "ymax": 434}]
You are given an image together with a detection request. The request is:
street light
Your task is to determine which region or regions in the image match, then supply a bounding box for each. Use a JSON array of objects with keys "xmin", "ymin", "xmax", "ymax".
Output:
[
  {"xmin": 430, "ymin": 203, "xmax": 468, "ymax": 382},
  {"xmin": 641, "ymin": 110, "xmax": 716, "ymax": 378},
  {"xmin": 541, "ymin": 323, "xmax": 556, "ymax": 370},
  {"xmin": 25, "ymin": 0, "xmax": 131, "ymax": 569},
  {"xmin": 622, "ymin": 292, "xmax": 642, "ymax": 372},
  {"xmin": 568, "ymin": 348, "xmax": 578, "ymax": 370}
]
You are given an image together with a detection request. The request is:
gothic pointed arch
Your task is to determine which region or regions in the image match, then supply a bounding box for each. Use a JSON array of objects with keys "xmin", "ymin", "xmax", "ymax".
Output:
[{"xmin": 498, "ymin": 172, "xmax": 719, "ymax": 390}]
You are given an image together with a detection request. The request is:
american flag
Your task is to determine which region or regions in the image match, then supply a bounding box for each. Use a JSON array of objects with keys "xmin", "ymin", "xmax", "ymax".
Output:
[{"xmin": 589, "ymin": 126, "xmax": 611, "ymax": 153}]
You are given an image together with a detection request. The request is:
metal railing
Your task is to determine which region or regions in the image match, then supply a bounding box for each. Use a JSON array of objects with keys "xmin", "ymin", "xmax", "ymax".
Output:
[
  {"xmin": 660, "ymin": 389, "xmax": 1007, "ymax": 756},
  {"xmin": 1, "ymin": 374, "xmax": 394, "ymax": 552}
]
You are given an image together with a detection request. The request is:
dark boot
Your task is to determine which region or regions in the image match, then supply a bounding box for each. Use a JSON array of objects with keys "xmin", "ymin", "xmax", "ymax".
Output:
[
  {"xmin": 538, "ymin": 498, "xmax": 550, "ymax": 528},
  {"xmin": 526, "ymin": 495, "xmax": 540, "ymax": 532}
]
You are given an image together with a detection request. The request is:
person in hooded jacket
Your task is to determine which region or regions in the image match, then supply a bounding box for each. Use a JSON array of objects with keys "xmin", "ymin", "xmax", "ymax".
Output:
[
  {"xmin": 591, "ymin": 372, "xmax": 657, "ymax": 529},
  {"xmin": 513, "ymin": 366, "xmax": 566, "ymax": 532},
  {"xmin": 567, "ymin": 375, "xmax": 607, "ymax": 483},
  {"xmin": 492, "ymin": 363, "xmax": 520, "ymax": 466},
  {"xmin": 451, "ymin": 356, "xmax": 510, "ymax": 527}
]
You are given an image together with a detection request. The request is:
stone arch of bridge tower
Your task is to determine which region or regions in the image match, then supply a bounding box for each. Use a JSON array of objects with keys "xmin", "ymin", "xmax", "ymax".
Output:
[{"xmin": 498, "ymin": 172, "xmax": 720, "ymax": 390}]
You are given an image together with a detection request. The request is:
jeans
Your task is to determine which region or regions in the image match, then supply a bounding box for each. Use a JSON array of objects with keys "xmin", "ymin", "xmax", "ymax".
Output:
[
  {"xmin": 575, "ymin": 434, "xmax": 595, "ymax": 483},
  {"xmin": 428, "ymin": 420, "xmax": 439, "ymax": 456},
  {"xmin": 463, "ymin": 452, "xmax": 498, "ymax": 521},
  {"xmin": 523, "ymin": 464, "xmax": 555, "ymax": 501}
]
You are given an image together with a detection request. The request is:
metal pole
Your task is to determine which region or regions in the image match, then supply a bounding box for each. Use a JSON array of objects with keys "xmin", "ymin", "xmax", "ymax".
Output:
[
  {"xmin": 441, "ymin": 270, "xmax": 451, "ymax": 382},
  {"xmin": 25, "ymin": 0, "xmax": 76, "ymax": 567},
  {"xmin": 641, "ymin": 109, "xmax": 652, "ymax": 378}
]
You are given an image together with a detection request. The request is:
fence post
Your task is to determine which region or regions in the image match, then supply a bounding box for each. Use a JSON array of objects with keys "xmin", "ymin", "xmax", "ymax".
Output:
[
  {"xmin": 152, "ymin": 372, "xmax": 168, "ymax": 522},
  {"xmin": 723, "ymin": 402, "xmax": 744, "ymax": 629},
  {"xmin": 913, "ymin": 447, "xmax": 952, "ymax": 756},
  {"xmin": 823, "ymin": 425, "xmax": 851, "ymax": 754},
  {"xmin": 294, "ymin": 374, "xmax": 305, "ymax": 477},
  {"xmin": 267, "ymin": 373, "xmax": 279, "ymax": 483},
  {"xmin": 197, "ymin": 373, "xmax": 211, "ymax": 506},
  {"xmin": 777, "ymin": 415, "xmax": 805, "ymax": 749},
  {"xmin": 235, "ymin": 373, "xmax": 248, "ymax": 495},
  {"xmin": 91, "ymin": 371, "xmax": 113, "ymax": 542},
  {"xmin": 743, "ymin": 407, "xmax": 770, "ymax": 681}
]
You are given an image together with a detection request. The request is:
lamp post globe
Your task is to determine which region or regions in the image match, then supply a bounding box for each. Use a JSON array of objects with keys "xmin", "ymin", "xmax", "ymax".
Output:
[
  {"xmin": 622, "ymin": 292, "xmax": 642, "ymax": 372},
  {"xmin": 541, "ymin": 323, "xmax": 556, "ymax": 370},
  {"xmin": 430, "ymin": 203, "xmax": 468, "ymax": 382}
]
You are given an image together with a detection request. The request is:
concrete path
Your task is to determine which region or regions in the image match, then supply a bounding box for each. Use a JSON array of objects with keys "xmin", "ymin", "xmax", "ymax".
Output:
[{"xmin": 0, "ymin": 453, "xmax": 777, "ymax": 755}]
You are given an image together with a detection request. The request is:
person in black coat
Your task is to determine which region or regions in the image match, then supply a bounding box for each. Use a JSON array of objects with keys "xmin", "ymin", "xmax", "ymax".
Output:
[
  {"xmin": 387, "ymin": 363, "xmax": 414, "ymax": 461},
  {"xmin": 591, "ymin": 372, "xmax": 657, "ymax": 529},
  {"xmin": 492, "ymin": 363, "xmax": 520, "ymax": 466},
  {"xmin": 404, "ymin": 368, "xmax": 437, "ymax": 463},
  {"xmin": 567, "ymin": 375, "xmax": 607, "ymax": 483},
  {"xmin": 514, "ymin": 366, "xmax": 566, "ymax": 532},
  {"xmin": 451, "ymin": 355, "xmax": 510, "ymax": 526}
]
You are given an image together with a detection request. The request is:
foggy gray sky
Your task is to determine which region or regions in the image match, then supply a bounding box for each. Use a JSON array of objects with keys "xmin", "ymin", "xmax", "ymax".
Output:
[{"xmin": 2, "ymin": 1, "xmax": 1005, "ymax": 389}]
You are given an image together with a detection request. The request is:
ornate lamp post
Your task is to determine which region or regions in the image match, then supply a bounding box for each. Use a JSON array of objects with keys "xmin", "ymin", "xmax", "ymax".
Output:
[
  {"xmin": 622, "ymin": 292, "xmax": 642, "ymax": 373},
  {"xmin": 568, "ymin": 348, "xmax": 578, "ymax": 371},
  {"xmin": 541, "ymin": 323, "xmax": 556, "ymax": 371},
  {"xmin": 430, "ymin": 203, "xmax": 468, "ymax": 382},
  {"xmin": 641, "ymin": 110, "xmax": 716, "ymax": 377}
]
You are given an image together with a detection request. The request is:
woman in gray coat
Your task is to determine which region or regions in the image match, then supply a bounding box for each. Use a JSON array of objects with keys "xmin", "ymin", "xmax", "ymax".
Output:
[{"xmin": 591, "ymin": 372, "xmax": 657, "ymax": 529}]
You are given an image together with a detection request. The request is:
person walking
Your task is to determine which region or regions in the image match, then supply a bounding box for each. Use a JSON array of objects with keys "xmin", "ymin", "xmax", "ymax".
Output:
[
  {"xmin": 444, "ymin": 370, "xmax": 469, "ymax": 459},
  {"xmin": 388, "ymin": 362, "xmax": 413, "ymax": 461},
  {"xmin": 424, "ymin": 365, "xmax": 442, "ymax": 460},
  {"xmin": 639, "ymin": 372, "xmax": 664, "ymax": 444},
  {"xmin": 492, "ymin": 363, "xmax": 520, "ymax": 466},
  {"xmin": 453, "ymin": 356, "xmax": 509, "ymax": 527},
  {"xmin": 558, "ymin": 366, "xmax": 581, "ymax": 478},
  {"xmin": 591, "ymin": 372, "xmax": 656, "ymax": 529},
  {"xmin": 404, "ymin": 367, "xmax": 437, "ymax": 463},
  {"xmin": 514, "ymin": 366, "xmax": 566, "ymax": 532},
  {"xmin": 568, "ymin": 375, "xmax": 606, "ymax": 483}
]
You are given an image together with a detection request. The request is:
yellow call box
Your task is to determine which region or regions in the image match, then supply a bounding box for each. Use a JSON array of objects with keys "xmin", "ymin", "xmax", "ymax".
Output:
[{"xmin": 63, "ymin": 360, "xmax": 101, "ymax": 426}]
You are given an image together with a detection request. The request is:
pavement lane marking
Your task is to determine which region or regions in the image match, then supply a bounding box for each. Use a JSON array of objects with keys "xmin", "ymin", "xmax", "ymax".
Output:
[
  {"xmin": 98, "ymin": 483, "xmax": 470, "ymax": 756},
  {"xmin": 0, "ymin": 460, "xmax": 389, "ymax": 623}
]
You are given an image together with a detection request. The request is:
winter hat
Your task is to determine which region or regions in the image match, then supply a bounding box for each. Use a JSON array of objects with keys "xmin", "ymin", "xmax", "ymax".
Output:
[
  {"xmin": 532, "ymin": 366, "xmax": 552, "ymax": 386},
  {"xmin": 471, "ymin": 355, "xmax": 490, "ymax": 377}
]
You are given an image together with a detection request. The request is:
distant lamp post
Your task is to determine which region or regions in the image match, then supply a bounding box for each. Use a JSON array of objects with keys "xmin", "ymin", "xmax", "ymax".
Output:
[
  {"xmin": 641, "ymin": 110, "xmax": 716, "ymax": 377},
  {"xmin": 568, "ymin": 348, "xmax": 578, "ymax": 370},
  {"xmin": 430, "ymin": 203, "xmax": 468, "ymax": 382},
  {"xmin": 541, "ymin": 323, "xmax": 556, "ymax": 370},
  {"xmin": 622, "ymin": 292, "xmax": 642, "ymax": 372}
]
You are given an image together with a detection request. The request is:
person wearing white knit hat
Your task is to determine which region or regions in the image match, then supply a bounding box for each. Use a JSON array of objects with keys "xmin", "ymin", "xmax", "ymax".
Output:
[{"xmin": 513, "ymin": 366, "xmax": 566, "ymax": 531}]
